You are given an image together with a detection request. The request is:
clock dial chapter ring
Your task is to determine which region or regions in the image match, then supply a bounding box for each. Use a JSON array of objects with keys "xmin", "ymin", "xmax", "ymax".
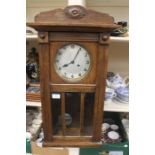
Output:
[{"xmin": 54, "ymin": 43, "xmax": 92, "ymax": 82}]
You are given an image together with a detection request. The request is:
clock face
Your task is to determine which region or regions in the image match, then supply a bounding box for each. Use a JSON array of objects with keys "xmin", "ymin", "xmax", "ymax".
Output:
[{"xmin": 54, "ymin": 44, "xmax": 91, "ymax": 82}]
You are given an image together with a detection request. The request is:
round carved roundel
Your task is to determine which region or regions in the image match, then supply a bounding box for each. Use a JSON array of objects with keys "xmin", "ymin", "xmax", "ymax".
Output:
[{"xmin": 64, "ymin": 5, "xmax": 87, "ymax": 19}]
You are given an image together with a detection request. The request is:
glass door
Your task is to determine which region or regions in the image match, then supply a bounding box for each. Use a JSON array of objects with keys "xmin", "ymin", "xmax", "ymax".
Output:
[{"xmin": 51, "ymin": 92, "xmax": 95, "ymax": 137}]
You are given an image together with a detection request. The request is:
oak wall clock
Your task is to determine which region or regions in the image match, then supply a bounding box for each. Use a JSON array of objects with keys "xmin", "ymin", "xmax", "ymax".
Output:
[{"xmin": 28, "ymin": 5, "xmax": 119, "ymax": 147}]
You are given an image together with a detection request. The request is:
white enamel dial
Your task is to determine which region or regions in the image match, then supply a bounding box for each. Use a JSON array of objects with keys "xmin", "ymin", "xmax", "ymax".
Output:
[{"xmin": 54, "ymin": 44, "xmax": 91, "ymax": 82}]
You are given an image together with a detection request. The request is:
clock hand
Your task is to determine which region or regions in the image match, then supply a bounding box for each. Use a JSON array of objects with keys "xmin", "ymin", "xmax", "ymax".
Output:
[
  {"xmin": 62, "ymin": 48, "xmax": 81, "ymax": 67},
  {"xmin": 72, "ymin": 48, "xmax": 81, "ymax": 63},
  {"xmin": 62, "ymin": 63, "xmax": 70, "ymax": 67},
  {"xmin": 62, "ymin": 61, "xmax": 74, "ymax": 67}
]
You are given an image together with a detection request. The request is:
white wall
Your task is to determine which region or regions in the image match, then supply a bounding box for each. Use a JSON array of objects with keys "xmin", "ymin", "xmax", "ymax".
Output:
[
  {"xmin": 26, "ymin": 0, "xmax": 68, "ymax": 22},
  {"xmin": 86, "ymin": 0, "xmax": 128, "ymax": 23},
  {"xmin": 108, "ymin": 41, "xmax": 129, "ymax": 77}
]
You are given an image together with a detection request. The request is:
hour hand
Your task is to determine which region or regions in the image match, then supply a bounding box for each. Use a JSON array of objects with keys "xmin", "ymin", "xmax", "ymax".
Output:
[
  {"xmin": 62, "ymin": 64, "xmax": 69, "ymax": 68},
  {"xmin": 62, "ymin": 61, "xmax": 74, "ymax": 68}
]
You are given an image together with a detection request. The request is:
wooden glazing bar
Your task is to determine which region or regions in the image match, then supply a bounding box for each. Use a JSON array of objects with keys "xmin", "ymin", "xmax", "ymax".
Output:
[
  {"xmin": 61, "ymin": 93, "xmax": 66, "ymax": 136},
  {"xmin": 80, "ymin": 93, "xmax": 85, "ymax": 134}
]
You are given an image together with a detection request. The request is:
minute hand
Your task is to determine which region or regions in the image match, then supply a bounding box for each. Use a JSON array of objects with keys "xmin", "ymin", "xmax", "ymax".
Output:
[
  {"xmin": 72, "ymin": 47, "xmax": 81, "ymax": 63},
  {"xmin": 62, "ymin": 48, "xmax": 81, "ymax": 68}
]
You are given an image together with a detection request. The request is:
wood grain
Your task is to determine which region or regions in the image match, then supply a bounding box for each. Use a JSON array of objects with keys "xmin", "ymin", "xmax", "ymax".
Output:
[
  {"xmin": 92, "ymin": 39, "xmax": 109, "ymax": 141},
  {"xmin": 61, "ymin": 93, "xmax": 66, "ymax": 136},
  {"xmin": 49, "ymin": 32, "xmax": 99, "ymax": 42},
  {"xmin": 39, "ymin": 43, "xmax": 53, "ymax": 141},
  {"xmin": 80, "ymin": 93, "xmax": 85, "ymax": 134},
  {"xmin": 43, "ymin": 139, "xmax": 101, "ymax": 147},
  {"xmin": 28, "ymin": 5, "xmax": 116, "ymax": 147},
  {"xmin": 50, "ymin": 41, "xmax": 97, "ymax": 84},
  {"xmin": 50, "ymin": 84, "xmax": 96, "ymax": 92},
  {"xmin": 27, "ymin": 5, "xmax": 120, "ymax": 32},
  {"xmin": 33, "ymin": 5, "xmax": 118, "ymax": 26}
]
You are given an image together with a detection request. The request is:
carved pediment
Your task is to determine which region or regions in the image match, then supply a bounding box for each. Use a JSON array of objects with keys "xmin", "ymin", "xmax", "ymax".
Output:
[{"xmin": 27, "ymin": 5, "xmax": 119, "ymax": 32}]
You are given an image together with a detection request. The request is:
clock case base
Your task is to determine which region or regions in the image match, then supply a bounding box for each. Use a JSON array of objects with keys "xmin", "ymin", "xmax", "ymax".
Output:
[{"xmin": 43, "ymin": 140, "xmax": 101, "ymax": 148}]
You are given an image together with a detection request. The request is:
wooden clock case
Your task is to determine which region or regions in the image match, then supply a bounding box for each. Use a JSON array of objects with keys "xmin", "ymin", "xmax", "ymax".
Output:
[{"xmin": 27, "ymin": 5, "xmax": 119, "ymax": 147}]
